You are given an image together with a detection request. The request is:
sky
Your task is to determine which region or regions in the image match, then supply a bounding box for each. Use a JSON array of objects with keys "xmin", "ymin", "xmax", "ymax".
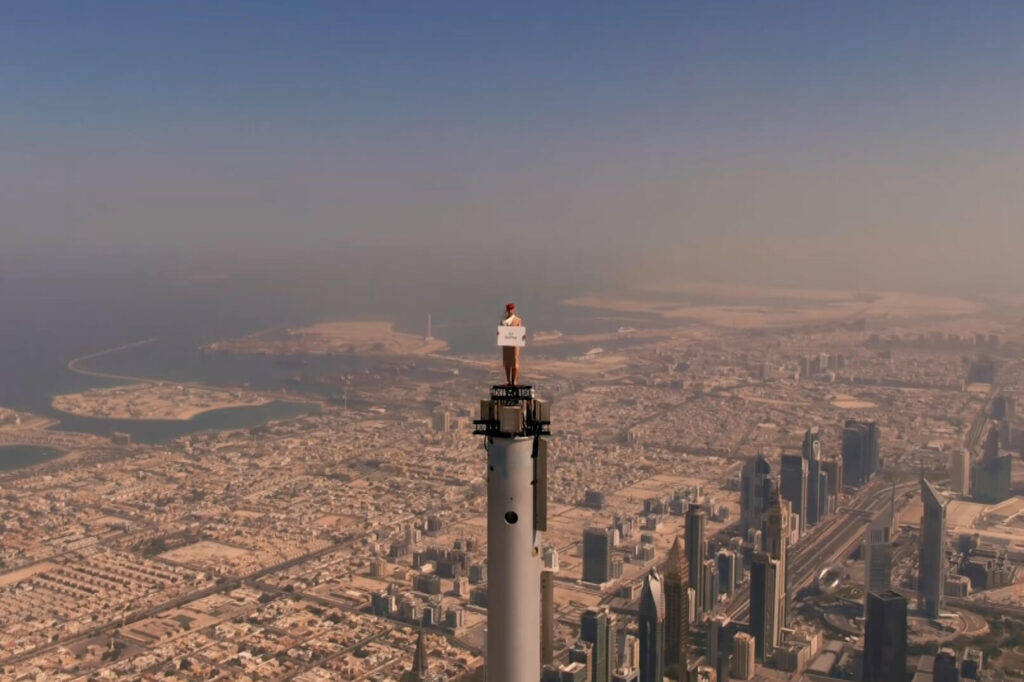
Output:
[{"xmin": 2, "ymin": 1, "xmax": 1023, "ymax": 293}]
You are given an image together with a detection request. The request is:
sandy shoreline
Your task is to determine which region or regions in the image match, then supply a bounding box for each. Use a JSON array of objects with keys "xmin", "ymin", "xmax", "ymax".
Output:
[
  {"xmin": 204, "ymin": 320, "xmax": 449, "ymax": 357},
  {"xmin": 52, "ymin": 383, "xmax": 273, "ymax": 421}
]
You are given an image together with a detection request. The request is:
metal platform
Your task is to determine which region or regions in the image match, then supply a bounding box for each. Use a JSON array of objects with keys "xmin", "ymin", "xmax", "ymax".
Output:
[{"xmin": 473, "ymin": 385, "xmax": 551, "ymax": 438}]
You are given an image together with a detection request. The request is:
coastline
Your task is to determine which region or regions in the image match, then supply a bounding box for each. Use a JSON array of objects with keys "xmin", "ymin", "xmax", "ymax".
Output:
[{"xmin": 47, "ymin": 397, "xmax": 321, "ymax": 423}]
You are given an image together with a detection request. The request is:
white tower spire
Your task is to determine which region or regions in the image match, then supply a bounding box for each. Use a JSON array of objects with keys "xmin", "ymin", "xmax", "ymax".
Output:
[{"xmin": 474, "ymin": 385, "xmax": 551, "ymax": 682}]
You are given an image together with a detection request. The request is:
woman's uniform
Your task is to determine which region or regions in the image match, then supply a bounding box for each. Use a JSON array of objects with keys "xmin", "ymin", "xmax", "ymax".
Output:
[{"xmin": 500, "ymin": 313, "xmax": 522, "ymax": 376}]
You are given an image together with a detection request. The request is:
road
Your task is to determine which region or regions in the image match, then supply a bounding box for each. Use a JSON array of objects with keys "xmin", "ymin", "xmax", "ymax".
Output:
[{"xmin": 725, "ymin": 478, "xmax": 918, "ymax": 623}]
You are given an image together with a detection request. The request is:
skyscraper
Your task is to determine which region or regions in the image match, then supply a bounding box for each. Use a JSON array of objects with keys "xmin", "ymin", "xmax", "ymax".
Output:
[
  {"xmin": 663, "ymin": 537, "xmax": 690, "ymax": 673},
  {"xmin": 992, "ymin": 394, "xmax": 1014, "ymax": 421},
  {"xmin": 863, "ymin": 590, "xmax": 908, "ymax": 682},
  {"xmin": 617, "ymin": 630, "xmax": 640, "ymax": 672},
  {"xmin": 707, "ymin": 613, "xmax": 731, "ymax": 682},
  {"xmin": 404, "ymin": 629, "xmax": 429, "ymax": 682},
  {"xmin": 993, "ymin": 394, "xmax": 1015, "ymax": 446},
  {"xmin": 865, "ymin": 518, "xmax": 892, "ymax": 595},
  {"xmin": 685, "ymin": 504, "xmax": 707, "ymax": 617},
  {"xmin": 764, "ymin": 493, "xmax": 790, "ymax": 627},
  {"xmin": 821, "ymin": 456, "xmax": 843, "ymax": 511},
  {"xmin": 716, "ymin": 549, "xmax": 737, "ymax": 597},
  {"xmin": 962, "ymin": 648, "xmax": 983, "ymax": 679},
  {"xmin": 581, "ymin": 607, "xmax": 613, "ymax": 682},
  {"xmin": 741, "ymin": 456, "xmax": 770, "ymax": 532},
  {"xmin": 740, "ymin": 455, "xmax": 773, "ymax": 532},
  {"xmin": 569, "ymin": 641, "xmax": 594, "ymax": 679},
  {"xmin": 803, "ymin": 428, "xmax": 825, "ymax": 526},
  {"xmin": 950, "ymin": 449, "xmax": 971, "ymax": 496},
  {"xmin": 842, "ymin": 420, "xmax": 879, "ymax": 488},
  {"xmin": 973, "ymin": 424, "xmax": 1012, "ymax": 504},
  {"xmin": 982, "ymin": 421, "xmax": 999, "ymax": 459},
  {"xmin": 780, "ymin": 454, "xmax": 808, "ymax": 535},
  {"xmin": 934, "ymin": 648, "xmax": 959, "ymax": 682},
  {"xmin": 801, "ymin": 427, "xmax": 822, "ymax": 461},
  {"xmin": 749, "ymin": 552, "xmax": 782, "ymax": 661},
  {"xmin": 583, "ymin": 527, "xmax": 614, "ymax": 584},
  {"xmin": 702, "ymin": 558, "xmax": 718, "ymax": 615},
  {"xmin": 730, "ymin": 632, "xmax": 755, "ymax": 680},
  {"xmin": 542, "ymin": 569, "xmax": 555, "ymax": 666},
  {"xmin": 919, "ymin": 478, "xmax": 947, "ymax": 619},
  {"xmin": 638, "ymin": 569, "xmax": 665, "ymax": 682},
  {"xmin": 812, "ymin": 464, "xmax": 828, "ymax": 524}
]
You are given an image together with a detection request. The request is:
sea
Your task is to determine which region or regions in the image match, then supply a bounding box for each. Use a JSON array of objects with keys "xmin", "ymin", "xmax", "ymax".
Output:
[{"xmin": 0, "ymin": 260, "xmax": 664, "ymax": 466}]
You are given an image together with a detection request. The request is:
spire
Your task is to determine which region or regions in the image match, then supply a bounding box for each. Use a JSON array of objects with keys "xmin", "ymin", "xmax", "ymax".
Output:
[
  {"xmin": 921, "ymin": 476, "xmax": 945, "ymax": 510},
  {"xmin": 770, "ymin": 476, "xmax": 785, "ymax": 509},
  {"xmin": 641, "ymin": 568, "xmax": 665, "ymax": 621},
  {"xmin": 665, "ymin": 536, "xmax": 688, "ymax": 581},
  {"xmin": 409, "ymin": 629, "xmax": 428, "ymax": 681}
]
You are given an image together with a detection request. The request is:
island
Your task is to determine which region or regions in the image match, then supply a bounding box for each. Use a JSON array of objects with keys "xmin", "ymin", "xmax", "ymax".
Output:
[
  {"xmin": 202, "ymin": 320, "xmax": 449, "ymax": 356},
  {"xmin": 52, "ymin": 383, "xmax": 270, "ymax": 421}
]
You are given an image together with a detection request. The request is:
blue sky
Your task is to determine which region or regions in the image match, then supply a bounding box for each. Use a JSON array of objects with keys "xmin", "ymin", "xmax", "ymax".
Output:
[{"xmin": 3, "ymin": 2, "xmax": 1023, "ymax": 290}]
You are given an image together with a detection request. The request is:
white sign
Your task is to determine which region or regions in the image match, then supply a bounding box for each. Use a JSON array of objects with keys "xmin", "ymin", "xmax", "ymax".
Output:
[{"xmin": 497, "ymin": 326, "xmax": 527, "ymax": 347}]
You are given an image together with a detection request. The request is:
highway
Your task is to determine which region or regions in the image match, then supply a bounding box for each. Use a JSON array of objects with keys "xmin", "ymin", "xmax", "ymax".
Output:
[{"xmin": 726, "ymin": 478, "xmax": 918, "ymax": 623}]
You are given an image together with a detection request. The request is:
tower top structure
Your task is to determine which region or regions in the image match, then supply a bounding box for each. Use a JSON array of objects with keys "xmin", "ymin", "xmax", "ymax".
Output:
[
  {"xmin": 641, "ymin": 568, "xmax": 666, "ymax": 621},
  {"xmin": 406, "ymin": 630, "xmax": 428, "ymax": 682},
  {"xmin": 474, "ymin": 385, "xmax": 551, "ymax": 439},
  {"xmin": 665, "ymin": 536, "xmax": 688, "ymax": 580}
]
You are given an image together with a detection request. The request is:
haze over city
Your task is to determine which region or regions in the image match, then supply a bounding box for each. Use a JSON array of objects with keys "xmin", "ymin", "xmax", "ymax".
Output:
[
  {"xmin": 4, "ymin": 3, "xmax": 1024, "ymax": 682},
  {"xmin": 4, "ymin": 2, "xmax": 1024, "ymax": 292}
]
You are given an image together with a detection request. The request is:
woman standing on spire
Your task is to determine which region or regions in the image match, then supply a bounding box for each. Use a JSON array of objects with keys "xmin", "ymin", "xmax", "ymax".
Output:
[{"xmin": 500, "ymin": 302, "xmax": 523, "ymax": 386}]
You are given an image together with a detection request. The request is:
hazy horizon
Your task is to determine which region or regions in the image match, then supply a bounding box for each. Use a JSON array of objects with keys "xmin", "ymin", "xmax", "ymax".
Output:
[{"xmin": 4, "ymin": 2, "xmax": 1024, "ymax": 295}]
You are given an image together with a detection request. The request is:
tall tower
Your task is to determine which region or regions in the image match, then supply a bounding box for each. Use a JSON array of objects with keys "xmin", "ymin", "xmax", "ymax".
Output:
[
  {"xmin": 716, "ymin": 548, "xmax": 737, "ymax": 597},
  {"xmin": 685, "ymin": 503, "xmax": 707, "ymax": 617},
  {"xmin": 864, "ymin": 517, "xmax": 893, "ymax": 597},
  {"xmin": 740, "ymin": 455, "xmax": 772, "ymax": 532},
  {"xmin": 863, "ymin": 590, "xmax": 908, "ymax": 682},
  {"xmin": 730, "ymin": 632, "xmax": 756, "ymax": 680},
  {"xmin": 663, "ymin": 537, "xmax": 690, "ymax": 673},
  {"xmin": 842, "ymin": 420, "xmax": 880, "ymax": 488},
  {"xmin": 583, "ymin": 527, "xmax": 614, "ymax": 584},
  {"xmin": 974, "ymin": 423, "xmax": 1012, "ymax": 503},
  {"xmin": 541, "ymin": 569, "xmax": 555, "ymax": 666},
  {"xmin": 919, "ymin": 477, "xmax": 947, "ymax": 619},
  {"xmin": 707, "ymin": 613, "xmax": 731, "ymax": 682},
  {"xmin": 474, "ymin": 385, "xmax": 551, "ymax": 682},
  {"xmin": 821, "ymin": 455, "xmax": 843, "ymax": 513},
  {"xmin": 405, "ymin": 630, "xmax": 429, "ymax": 682},
  {"xmin": 638, "ymin": 568, "xmax": 665, "ymax": 682},
  {"xmin": 702, "ymin": 558, "xmax": 718, "ymax": 616},
  {"xmin": 934, "ymin": 649, "xmax": 959, "ymax": 682},
  {"xmin": 803, "ymin": 428, "xmax": 824, "ymax": 527},
  {"xmin": 764, "ymin": 492, "xmax": 790, "ymax": 627},
  {"xmin": 581, "ymin": 607, "xmax": 614, "ymax": 682},
  {"xmin": 780, "ymin": 454, "xmax": 808, "ymax": 535},
  {"xmin": 950, "ymin": 449, "xmax": 971, "ymax": 496},
  {"xmin": 749, "ymin": 552, "xmax": 781, "ymax": 661}
]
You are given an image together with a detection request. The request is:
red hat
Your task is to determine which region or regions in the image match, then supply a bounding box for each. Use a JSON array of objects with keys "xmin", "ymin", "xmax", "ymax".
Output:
[{"xmin": 506, "ymin": 302, "xmax": 516, "ymax": 310}]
